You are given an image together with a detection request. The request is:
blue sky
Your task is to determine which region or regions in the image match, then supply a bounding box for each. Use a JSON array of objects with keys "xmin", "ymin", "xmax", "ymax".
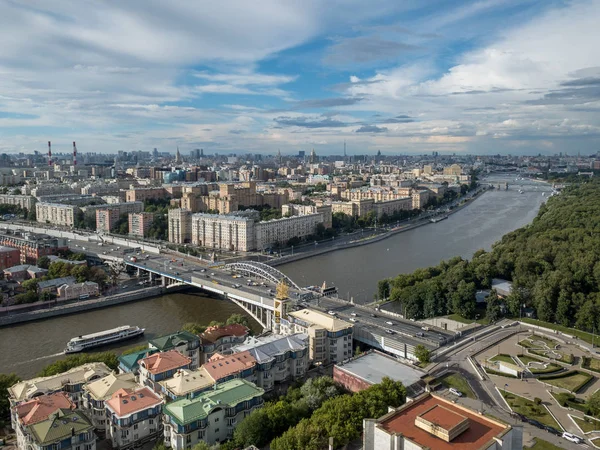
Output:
[{"xmin": 1, "ymin": 0, "xmax": 600, "ymax": 155}]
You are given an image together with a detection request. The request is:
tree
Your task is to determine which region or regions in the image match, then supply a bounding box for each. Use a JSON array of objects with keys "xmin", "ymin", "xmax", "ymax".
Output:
[
  {"xmin": 225, "ymin": 313, "xmax": 250, "ymax": 328},
  {"xmin": 377, "ymin": 279, "xmax": 390, "ymax": 300},
  {"xmin": 22, "ymin": 278, "xmax": 39, "ymax": 293},
  {"xmin": 37, "ymin": 255, "xmax": 51, "ymax": 269},
  {"xmin": 182, "ymin": 322, "xmax": 207, "ymax": 335},
  {"xmin": 414, "ymin": 345, "xmax": 431, "ymax": 364},
  {"xmin": 38, "ymin": 352, "xmax": 118, "ymax": 376},
  {"xmin": 191, "ymin": 443, "xmax": 213, "ymax": 450},
  {"xmin": 486, "ymin": 289, "xmax": 502, "ymax": 323},
  {"xmin": 0, "ymin": 373, "xmax": 21, "ymax": 426},
  {"xmin": 588, "ymin": 389, "xmax": 600, "ymax": 416}
]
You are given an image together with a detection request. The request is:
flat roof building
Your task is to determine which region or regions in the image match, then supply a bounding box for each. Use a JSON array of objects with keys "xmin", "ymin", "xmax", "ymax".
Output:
[
  {"xmin": 334, "ymin": 350, "xmax": 426, "ymax": 396},
  {"xmin": 363, "ymin": 392, "xmax": 522, "ymax": 450}
]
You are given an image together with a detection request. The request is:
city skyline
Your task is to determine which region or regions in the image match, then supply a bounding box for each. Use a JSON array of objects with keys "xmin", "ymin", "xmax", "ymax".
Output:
[{"xmin": 1, "ymin": 0, "xmax": 600, "ymax": 156}]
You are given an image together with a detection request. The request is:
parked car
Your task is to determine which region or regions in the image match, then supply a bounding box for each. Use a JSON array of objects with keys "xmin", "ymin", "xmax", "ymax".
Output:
[
  {"xmin": 349, "ymin": 318, "xmax": 357, "ymax": 322},
  {"xmin": 449, "ymin": 388, "xmax": 463, "ymax": 397},
  {"xmin": 386, "ymin": 321, "xmax": 394, "ymax": 326},
  {"xmin": 562, "ymin": 432, "xmax": 582, "ymax": 443},
  {"xmin": 328, "ymin": 311, "xmax": 337, "ymax": 316}
]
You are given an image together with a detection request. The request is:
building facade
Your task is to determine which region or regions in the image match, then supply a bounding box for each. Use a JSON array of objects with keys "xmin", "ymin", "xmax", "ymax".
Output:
[
  {"xmin": 0, "ymin": 194, "xmax": 36, "ymax": 211},
  {"xmin": 138, "ymin": 351, "xmax": 192, "ymax": 393},
  {"xmin": 254, "ymin": 213, "xmax": 322, "ymax": 250},
  {"xmin": 148, "ymin": 331, "xmax": 201, "ymax": 370},
  {"xmin": 191, "ymin": 213, "xmax": 255, "ymax": 252},
  {"xmin": 35, "ymin": 202, "xmax": 79, "ymax": 227},
  {"xmin": 57, "ymin": 281, "xmax": 100, "ymax": 300},
  {"xmin": 282, "ymin": 309, "xmax": 354, "ymax": 365},
  {"xmin": 163, "ymin": 379, "xmax": 264, "ymax": 449},
  {"xmin": 106, "ymin": 387, "xmax": 163, "ymax": 450},
  {"xmin": 168, "ymin": 209, "xmax": 192, "ymax": 244},
  {"xmin": 128, "ymin": 212, "xmax": 154, "ymax": 237},
  {"xmin": 199, "ymin": 324, "xmax": 250, "ymax": 364},
  {"xmin": 0, "ymin": 245, "xmax": 21, "ymax": 270},
  {"xmin": 96, "ymin": 208, "xmax": 120, "ymax": 233},
  {"xmin": 25, "ymin": 409, "xmax": 96, "ymax": 450}
]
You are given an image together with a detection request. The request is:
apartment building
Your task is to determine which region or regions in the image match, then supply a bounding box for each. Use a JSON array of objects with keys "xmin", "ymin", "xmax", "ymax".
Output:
[
  {"xmin": 199, "ymin": 324, "xmax": 250, "ymax": 364},
  {"xmin": 82, "ymin": 372, "xmax": 139, "ymax": 434},
  {"xmin": 128, "ymin": 212, "xmax": 154, "ymax": 237},
  {"xmin": 35, "ymin": 202, "xmax": 79, "ymax": 226},
  {"xmin": 0, "ymin": 194, "xmax": 36, "ymax": 210},
  {"xmin": 12, "ymin": 392, "xmax": 76, "ymax": 450},
  {"xmin": 281, "ymin": 203, "xmax": 332, "ymax": 228},
  {"xmin": 202, "ymin": 352, "xmax": 257, "ymax": 384},
  {"xmin": 0, "ymin": 232, "xmax": 68, "ymax": 264},
  {"xmin": 57, "ymin": 281, "xmax": 100, "ymax": 300},
  {"xmin": 363, "ymin": 392, "xmax": 522, "ymax": 450},
  {"xmin": 254, "ymin": 213, "xmax": 322, "ymax": 250},
  {"xmin": 163, "ymin": 379, "xmax": 264, "ymax": 449},
  {"xmin": 231, "ymin": 334, "xmax": 308, "ymax": 391},
  {"xmin": 412, "ymin": 189, "xmax": 431, "ymax": 209},
  {"xmin": 24, "ymin": 409, "xmax": 96, "ymax": 450},
  {"xmin": 168, "ymin": 208, "xmax": 192, "ymax": 244},
  {"xmin": 0, "ymin": 246, "xmax": 21, "ymax": 270},
  {"xmin": 105, "ymin": 387, "xmax": 163, "ymax": 450},
  {"xmin": 191, "ymin": 213, "xmax": 255, "ymax": 252},
  {"xmin": 282, "ymin": 309, "xmax": 354, "ymax": 365},
  {"xmin": 96, "ymin": 208, "xmax": 120, "ymax": 232},
  {"xmin": 125, "ymin": 187, "xmax": 167, "ymax": 202},
  {"xmin": 8, "ymin": 363, "xmax": 112, "ymax": 409},
  {"xmin": 138, "ymin": 351, "xmax": 192, "ymax": 392},
  {"xmin": 148, "ymin": 331, "xmax": 201, "ymax": 369},
  {"xmin": 159, "ymin": 368, "xmax": 215, "ymax": 401}
]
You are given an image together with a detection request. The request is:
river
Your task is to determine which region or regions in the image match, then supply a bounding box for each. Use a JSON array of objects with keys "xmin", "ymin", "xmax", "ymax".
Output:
[{"xmin": 0, "ymin": 175, "xmax": 549, "ymax": 378}]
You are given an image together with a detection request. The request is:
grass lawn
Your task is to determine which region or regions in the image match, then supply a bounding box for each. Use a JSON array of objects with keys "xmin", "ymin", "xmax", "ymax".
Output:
[
  {"xmin": 528, "ymin": 334, "xmax": 558, "ymax": 348},
  {"xmin": 499, "ymin": 390, "xmax": 561, "ymax": 429},
  {"xmin": 527, "ymin": 438, "xmax": 564, "ymax": 450},
  {"xmin": 582, "ymin": 357, "xmax": 600, "ymax": 373},
  {"xmin": 491, "ymin": 354, "xmax": 516, "ymax": 365},
  {"xmin": 592, "ymin": 437, "xmax": 600, "ymax": 448},
  {"xmin": 439, "ymin": 373, "xmax": 476, "ymax": 399},
  {"xmin": 541, "ymin": 371, "xmax": 594, "ymax": 393},
  {"xmin": 521, "ymin": 318, "xmax": 596, "ymax": 345},
  {"xmin": 446, "ymin": 314, "xmax": 474, "ymax": 324},
  {"xmin": 573, "ymin": 416, "xmax": 600, "ymax": 433},
  {"xmin": 550, "ymin": 392, "xmax": 589, "ymax": 414},
  {"xmin": 518, "ymin": 354, "xmax": 544, "ymax": 364},
  {"xmin": 519, "ymin": 339, "xmax": 535, "ymax": 348}
]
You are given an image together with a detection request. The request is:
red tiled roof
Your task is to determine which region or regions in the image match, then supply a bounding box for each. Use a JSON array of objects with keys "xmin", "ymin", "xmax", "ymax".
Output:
[
  {"xmin": 380, "ymin": 394, "xmax": 506, "ymax": 450},
  {"xmin": 200, "ymin": 324, "xmax": 249, "ymax": 344},
  {"xmin": 140, "ymin": 350, "xmax": 191, "ymax": 375},
  {"xmin": 203, "ymin": 351, "xmax": 256, "ymax": 381},
  {"xmin": 106, "ymin": 387, "xmax": 161, "ymax": 417},
  {"xmin": 16, "ymin": 392, "xmax": 75, "ymax": 426}
]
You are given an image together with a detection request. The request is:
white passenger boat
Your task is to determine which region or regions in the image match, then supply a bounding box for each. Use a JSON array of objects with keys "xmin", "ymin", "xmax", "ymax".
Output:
[{"xmin": 65, "ymin": 325, "xmax": 145, "ymax": 353}]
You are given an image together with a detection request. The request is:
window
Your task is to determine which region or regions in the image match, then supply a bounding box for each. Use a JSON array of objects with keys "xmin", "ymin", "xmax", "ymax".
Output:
[
  {"xmin": 133, "ymin": 424, "xmax": 138, "ymax": 430},
  {"xmin": 214, "ymin": 417, "xmax": 219, "ymax": 423},
  {"xmin": 186, "ymin": 435, "xmax": 191, "ymax": 443},
  {"xmin": 215, "ymin": 428, "xmax": 220, "ymax": 433},
  {"xmin": 149, "ymin": 419, "xmax": 154, "ymax": 425}
]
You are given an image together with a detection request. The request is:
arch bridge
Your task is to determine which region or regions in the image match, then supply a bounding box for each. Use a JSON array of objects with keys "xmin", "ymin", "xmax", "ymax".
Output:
[{"xmin": 223, "ymin": 261, "xmax": 301, "ymax": 290}]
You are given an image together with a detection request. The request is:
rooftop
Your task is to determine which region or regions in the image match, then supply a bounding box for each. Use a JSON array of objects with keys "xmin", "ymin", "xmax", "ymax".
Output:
[
  {"xmin": 165, "ymin": 379, "xmax": 264, "ymax": 426},
  {"xmin": 38, "ymin": 276, "xmax": 77, "ymax": 290},
  {"xmin": 289, "ymin": 309, "xmax": 354, "ymax": 332},
  {"xmin": 9, "ymin": 363, "xmax": 112, "ymax": 402},
  {"xmin": 118, "ymin": 348, "xmax": 158, "ymax": 372},
  {"xmin": 336, "ymin": 351, "xmax": 425, "ymax": 388},
  {"xmin": 378, "ymin": 394, "xmax": 507, "ymax": 450},
  {"xmin": 105, "ymin": 386, "xmax": 162, "ymax": 417},
  {"xmin": 200, "ymin": 324, "xmax": 250, "ymax": 344},
  {"xmin": 232, "ymin": 333, "xmax": 308, "ymax": 363},
  {"xmin": 27, "ymin": 409, "xmax": 94, "ymax": 446},
  {"xmin": 140, "ymin": 350, "xmax": 191, "ymax": 375},
  {"xmin": 149, "ymin": 330, "xmax": 199, "ymax": 351},
  {"xmin": 203, "ymin": 351, "xmax": 257, "ymax": 381},
  {"xmin": 15, "ymin": 392, "xmax": 75, "ymax": 426},
  {"xmin": 83, "ymin": 372, "xmax": 138, "ymax": 401},
  {"xmin": 160, "ymin": 368, "xmax": 215, "ymax": 397}
]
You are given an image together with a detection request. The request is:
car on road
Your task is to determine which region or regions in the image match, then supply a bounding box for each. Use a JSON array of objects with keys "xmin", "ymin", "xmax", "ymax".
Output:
[
  {"xmin": 562, "ymin": 432, "xmax": 582, "ymax": 443},
  {"xmin": 449, "ymin": 388, "xmax": 463, "ymax": 397},
  {"xmin": 211, "ymin": 273, "xmax": 215, "ymax": 276},
  {"xmin": 386, "ymin": 321, "xmax": 393, "ymax": 326},
  {"xmin": 385, "ymin": 329, "xmax": 394, "ymax": 334},
  {"xmin": 349, "ymin": 318, "xmax": 357, "ymax": 322},
  {"xmin": 416, "ymin": 332, "xmax": 425, "ymax": 337},
  {"xmin": 370, "ymin": 313, "xmax": 377, "ymax": 317},
  {"xmin": 200, "ymin": 269, "xmax": 206, "ymax": 272},
  {"xmin": 351, "ymin": 313, "xmax": 357, "ymax": 317},
  {"xmin": 421, "ymin": 326, "xmax": 430, "ymax": 331},
  {"xmin": 328, "ymin": 311, "xmax": 337, "ymax": 316}
]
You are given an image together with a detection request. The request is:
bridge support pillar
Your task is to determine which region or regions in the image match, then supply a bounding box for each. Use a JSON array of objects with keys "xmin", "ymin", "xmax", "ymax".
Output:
[{"xmin": 161, "ymin": 276, "xmax": 166, "ymax": 287}]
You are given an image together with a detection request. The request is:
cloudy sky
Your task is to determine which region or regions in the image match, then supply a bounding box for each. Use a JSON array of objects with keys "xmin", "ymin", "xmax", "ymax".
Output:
[{"xmin": 1, "ymin": 0, "xmax": 600, "ymax": 155}]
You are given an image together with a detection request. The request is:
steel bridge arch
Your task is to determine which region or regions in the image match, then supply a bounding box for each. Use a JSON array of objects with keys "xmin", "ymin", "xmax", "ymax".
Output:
[{"xmin": 223, "ymin": 261, "xmax": 301, "ymax": 290}]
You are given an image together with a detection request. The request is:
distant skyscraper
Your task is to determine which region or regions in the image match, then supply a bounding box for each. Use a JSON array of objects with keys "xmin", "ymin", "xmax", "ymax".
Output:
[
  {"xmin": 298, "ymin": 150, "xmax": 305, "ymax": 159},
  {"xmin": 175, "ymin": 146, "xmax": 182, "ymax": 164},
  {"xmin": 153, "ymin": 148, "xmax": 158, "ymax": 159},
  {"xmin": 309, "ymin": 148, "xmax": 317, "ymax": 164}
]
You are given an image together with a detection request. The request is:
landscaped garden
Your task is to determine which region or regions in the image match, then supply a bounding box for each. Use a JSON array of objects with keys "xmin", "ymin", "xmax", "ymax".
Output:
[
  {"xmin": 592, "ymin": 437, "xmax": 600, "ymax": 448},
  {"xmin": 499, "ymin": 390, "xmax": 561, "ymax": 429},
  {"xmin": 438, "ymin": 372, "xmax": 476, "ymax": 399},
  {"xmin": 573, "ymin": 415, "xmax": 600, "ymax": 433},
  {"xmin": 527, "ymin": 438, "xmax": 565, "ymax": 450},
  {"xmin": 583, "ymin": 357, "xmax": 600, "ymax": 373},
  {"xmin": 490, "ymin": 353, "xmax": 516, "ymax": 365},
  {"xmin": 528, "ymin": 334, "xmax": 559, "ymax": 348},
  {"xmin": 550, "ymin": 392, "xmax": 589, "ymax": 414},
  {"xmin": 539, "ymin": 371, "xmax": 594, "ymax": 393},
  {"xmin": 517, "ymin": 354, "xmax": 563, "ymax": 374}
]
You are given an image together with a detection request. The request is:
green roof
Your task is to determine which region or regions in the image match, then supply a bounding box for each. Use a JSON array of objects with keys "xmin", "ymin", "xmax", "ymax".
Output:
[
  {"xmin": 165, "ymin": 379, "xmax": 264, "ymax": 426},
  {"xmin": 149, "ymin": 331, "xmax": 199, "ymax": 351},
  {"xmin": 28, "ymin": 409, "xmax": 94, "ymax": 446},
  {"xmin": 118, "ymin": 348, "xmax": 158, "ymax": 371}
]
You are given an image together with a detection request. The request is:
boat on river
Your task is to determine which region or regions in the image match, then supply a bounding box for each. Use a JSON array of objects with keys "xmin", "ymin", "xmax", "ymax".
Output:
[
  {"xmin": 65, "ymin": 325, "xmax": 144, "ymax": 353},
  {"xmin": 430, "ymin": 216, "xmax": 448, "ymax": 223}
]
